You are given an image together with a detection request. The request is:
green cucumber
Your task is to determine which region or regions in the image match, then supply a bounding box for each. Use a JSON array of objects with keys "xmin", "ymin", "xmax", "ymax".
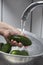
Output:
[
  {"xmin": 10, "ymin": 50, "xmax": 29, "ymax": 56},
  {"xmin": 10, "ymin": 50, "xmax": 21, "ymax": 55},
  {"xmin": 21, "ymin": 50, "xmax": 29, "ymax": 56},
  {"xmin": 8, "ymin": 35, "xmax": 32, "ymax": 46},
  {"xmin": 1, "ymin": 43, "xmax": 11, "ymax": 53},
  {"xmin": 0, "ymin": 43, "xmax": 4, "ymax": 50}
]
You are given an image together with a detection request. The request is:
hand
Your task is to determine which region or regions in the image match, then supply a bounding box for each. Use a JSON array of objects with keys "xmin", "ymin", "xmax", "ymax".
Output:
[{"xmin": 0, "ymin": 22, "xmax": 23, "ymax": 47}]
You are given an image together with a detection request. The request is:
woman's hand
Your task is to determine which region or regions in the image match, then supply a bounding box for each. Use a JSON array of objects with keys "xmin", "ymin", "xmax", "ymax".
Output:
[{"xmin": 0, "ymin": 22, "xmax": 23, "ymax": 47}]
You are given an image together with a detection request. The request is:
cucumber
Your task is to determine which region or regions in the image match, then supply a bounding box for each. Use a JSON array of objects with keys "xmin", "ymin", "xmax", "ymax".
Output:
[
  {"xmin": 10, "ymin": 50, "xmax": 29, "ymax": 56},
  {"xmin": 8, "ymin": 35, "xmax": 32, "ymax": 46},
  {"xmin": 21, "ymin": 50, "xmax": 29, "ymax": 56},
  {"xmin": 0, "ymin": 43, "xmax": 4, "ymax": 50},
  {"xmin": 10, "ymin": 50, "xmax": 21, "ymax": 55},
  {"xmin": 1, "ymin": 43, "xmax": 11, "ymax": 53}
]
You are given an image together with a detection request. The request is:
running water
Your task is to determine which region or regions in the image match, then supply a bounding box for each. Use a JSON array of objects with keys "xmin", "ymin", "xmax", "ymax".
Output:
[{"xmin": 21, "ymin": 20, "xmax": 26, "ymax": 33}]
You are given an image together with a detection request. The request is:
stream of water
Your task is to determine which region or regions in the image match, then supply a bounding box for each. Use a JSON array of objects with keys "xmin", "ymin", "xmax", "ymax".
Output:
[{"xmin": 21, "ymin": 20, "xmax": 26, "ymax": 33}]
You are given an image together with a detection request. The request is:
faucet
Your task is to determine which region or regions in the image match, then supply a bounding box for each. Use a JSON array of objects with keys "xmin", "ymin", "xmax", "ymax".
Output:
[{"xmin": 21, "ymin": 1, "xmax": 43, "ymax": 21}]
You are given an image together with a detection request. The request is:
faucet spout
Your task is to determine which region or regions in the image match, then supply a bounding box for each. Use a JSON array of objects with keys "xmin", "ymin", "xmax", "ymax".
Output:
[{"xmin": 21, "ymin": 1, "xmax": 43, "ymax": 21}]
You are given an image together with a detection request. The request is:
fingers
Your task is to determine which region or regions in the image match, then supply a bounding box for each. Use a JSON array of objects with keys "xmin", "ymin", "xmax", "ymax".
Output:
[
  {"xmin": 3, "ymin": 30, "xmax": 10, "ymax": 37},
  {"xmin": 2, "ymin": 28, "xmax": 25, "ymax": 47},
  {"xmin": 10, "ymin": 28, "xmax": 24, "ymax": 36},
  {"xmin": 3, "ymin": 29, "xmax": 23, "ymax": 47},
  {"xmin": 18, "ymin": 42, "xmax": 23, "ymax": 47},
  {"xmin": 3, "ymin": 28, "xmax": 25, "ymax": 38},
  {"xmin": 11, "ymin": 39, "xmax": 23, "ymax": 47}
]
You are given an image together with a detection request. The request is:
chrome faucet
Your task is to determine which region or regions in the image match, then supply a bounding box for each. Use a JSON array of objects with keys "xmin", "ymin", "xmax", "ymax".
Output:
[{"xmin": 21, "ymin": 1, "xmax": 43, "ymax": 21}]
